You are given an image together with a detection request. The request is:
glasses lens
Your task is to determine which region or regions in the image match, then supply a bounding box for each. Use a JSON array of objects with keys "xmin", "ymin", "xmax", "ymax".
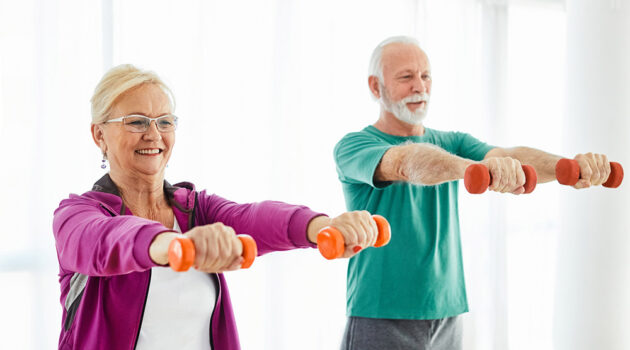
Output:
[
  {"xmin": 123, "ymin": 116, "xmax": 150, "ymax": 132},
  {"xmin": 157, "ymin": 115, "xmax": 177, "ymax": 132}
]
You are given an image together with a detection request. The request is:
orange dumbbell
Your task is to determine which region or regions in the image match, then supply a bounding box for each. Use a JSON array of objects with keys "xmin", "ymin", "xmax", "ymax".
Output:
[
  {"xmin": 317, "ymin": 214, "xmax": 391, "ymax": 260},
  {"xmin": 464, "ymin": 163, "xmax": 537, "ymax": 194},
  {"xmin": 555, "ymin": 158, "xmax": 623, "ymax": 188},
  {"xmin": 168, "ymin": 234, "xmax": 258, "ymax": 272}
]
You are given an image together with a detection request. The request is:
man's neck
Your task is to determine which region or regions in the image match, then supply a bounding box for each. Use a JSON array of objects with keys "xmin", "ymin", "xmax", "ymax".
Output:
[{"xmin": 373, "ymin": 111, "xmax": 425, "ymax": 137}]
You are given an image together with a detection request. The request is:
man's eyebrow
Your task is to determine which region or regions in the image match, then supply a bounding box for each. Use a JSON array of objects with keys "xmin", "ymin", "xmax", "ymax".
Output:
[
  {"xmin": 395, "ymin": 69, "xmax": 414, "ymax": 76},
  {"xmin": 123, "ymin": 112, "xmax": 171, "ymax": 117}
]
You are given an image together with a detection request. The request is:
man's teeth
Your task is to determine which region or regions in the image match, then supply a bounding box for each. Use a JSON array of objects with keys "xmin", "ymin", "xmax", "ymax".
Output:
[{"xmin": 137, "ymin": 149, "xmax": 160, "ymax": 154}]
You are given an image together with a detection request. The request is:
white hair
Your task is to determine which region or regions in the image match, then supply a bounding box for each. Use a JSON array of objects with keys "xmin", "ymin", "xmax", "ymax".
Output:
[
  {"xmin": 90, "ymin": 64, "xmax": 175, "ymax": 124},
  {"xmin": 368, "ymin": 36, "xmax": 421, "ymax": 81}
]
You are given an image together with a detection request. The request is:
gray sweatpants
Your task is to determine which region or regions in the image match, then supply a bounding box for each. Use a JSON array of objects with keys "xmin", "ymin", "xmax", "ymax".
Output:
[{"xmin": 340, "ymin": 316, "xmax": 462, "ymax": 350}]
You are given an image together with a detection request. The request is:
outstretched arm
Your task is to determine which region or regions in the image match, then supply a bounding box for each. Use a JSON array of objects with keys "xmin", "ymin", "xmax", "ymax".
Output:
[
  {"xmin": 375, "ymin": 143, "xmax": 527, "ymax": 194},
  {"xmin": 485, "ymin": 147, "xmax": 562, "ymax": 183},
  {"xmin": 375, "ymin": 143, "xmax": 474, "ymax": 185},
  {"xmin": 54, "ymin": 195, "xmax": 170, "ymax": 276},
  {"xmin": 488, "ymin": 147, "xmax": 613, "ymax": 189}
]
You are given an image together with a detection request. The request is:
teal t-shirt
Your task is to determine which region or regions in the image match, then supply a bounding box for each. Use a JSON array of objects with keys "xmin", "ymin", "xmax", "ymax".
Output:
[{"xmin": 334, "ymin": 125, "xmax": 494, "ymax": 319}]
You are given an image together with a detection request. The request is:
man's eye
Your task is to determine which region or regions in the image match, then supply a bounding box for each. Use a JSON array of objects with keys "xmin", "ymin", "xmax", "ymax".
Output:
[{"xmin": 127, "ymin": 120, "xmax": 145, "ymax": 126}]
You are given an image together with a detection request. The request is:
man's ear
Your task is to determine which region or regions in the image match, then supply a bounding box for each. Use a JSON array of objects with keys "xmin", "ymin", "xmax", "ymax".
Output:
[
  {"xmin": 91, "ymin": 124, "xmax": 107, "ymax": 154},
  {"xmin": 368, "ymin": 76, "xmax": 381, "ymax": 99}
]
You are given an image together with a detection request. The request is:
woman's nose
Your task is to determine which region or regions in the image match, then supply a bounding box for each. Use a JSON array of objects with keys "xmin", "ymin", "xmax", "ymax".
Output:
[{"xmin": 143, "ymin": 121, "xmax": 162, "ymax": 140}]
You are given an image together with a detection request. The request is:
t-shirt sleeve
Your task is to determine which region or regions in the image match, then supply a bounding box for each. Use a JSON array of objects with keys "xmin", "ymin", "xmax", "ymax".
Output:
[
  {"xmin": 334, "ymin": 132, "xmax": 393, "ymax": 188},
  {"xmin": 455, "ymin": 132, "xmax": 495, "ymax": 161}
]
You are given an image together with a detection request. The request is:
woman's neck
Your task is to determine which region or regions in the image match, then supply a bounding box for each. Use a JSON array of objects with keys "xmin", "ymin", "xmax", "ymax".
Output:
[{"xmin": 109, "ymin": 169, "xmax": 167, "ymax": 213}]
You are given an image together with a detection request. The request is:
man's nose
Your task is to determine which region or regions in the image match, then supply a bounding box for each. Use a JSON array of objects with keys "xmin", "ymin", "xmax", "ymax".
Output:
[{"xmin": 412, "ymin": 74, "xmax": 428, "ymax": 94}]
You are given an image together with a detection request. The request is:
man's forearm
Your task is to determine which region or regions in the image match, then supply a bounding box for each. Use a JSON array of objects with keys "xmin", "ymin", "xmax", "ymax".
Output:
[
  {"xmin": 400, "ymin": 143, "xmax": 474, "ymax": 185},
  {"xmin": 496, "ymin": 147, "xmax": 562, "ymax": 183}
]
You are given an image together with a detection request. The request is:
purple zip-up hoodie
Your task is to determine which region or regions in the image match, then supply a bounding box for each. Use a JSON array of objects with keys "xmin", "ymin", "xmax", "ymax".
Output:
[{"xmin": 53, "ymin": 174, "xmax": 321, "ymax": 350}]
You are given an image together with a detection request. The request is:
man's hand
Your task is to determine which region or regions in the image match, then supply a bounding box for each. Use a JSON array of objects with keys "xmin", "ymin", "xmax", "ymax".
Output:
[
  {"xmin": 481, "ymin": 157, "xmax": 526, "ymax": 194},
  {"xmin": 572, "ymin": 153, "xmax": 611, "ymax": 189}
]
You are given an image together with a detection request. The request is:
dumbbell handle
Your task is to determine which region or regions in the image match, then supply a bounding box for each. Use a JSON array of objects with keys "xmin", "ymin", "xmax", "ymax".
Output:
[
  {"xmin": 464, "ymin": 163, "xmax": 537, "ymax": 194},
  {"xmin": 168, "ymin": 234, "xmax": 257, "ymax": 272},
  {"xmin": 317, "ymin": 215, "xmax": 391, "ymax": 260},
  {"xmin": 555, "ymin": 158, "xmax": 623, "ymax": 188}
]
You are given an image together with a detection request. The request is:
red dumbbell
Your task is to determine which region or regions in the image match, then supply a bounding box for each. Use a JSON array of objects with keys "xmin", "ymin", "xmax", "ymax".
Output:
[
  {"xmin": 317, "ymin": 214, "xmax": 391, "ymax": 260},
  {"xmin": 555, "ymin": 158, "xmax": 623, "ymax": 188},
  {"xmin": 464, "ymin": 163, "xmax": 537, "ymax": 194},
  {"xmin": 168, "ymin": 234, "xmax": 258, "ymax": 272}
]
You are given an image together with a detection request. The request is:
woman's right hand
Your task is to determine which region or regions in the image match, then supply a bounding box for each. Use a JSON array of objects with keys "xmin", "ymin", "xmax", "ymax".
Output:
[
  {"xmin": 150, "ymin": 223, "xmax": 244, "ymax": 273},
  {"xmin": 184, "ymin": 223, "xmax": 244, "ymax": 273}
]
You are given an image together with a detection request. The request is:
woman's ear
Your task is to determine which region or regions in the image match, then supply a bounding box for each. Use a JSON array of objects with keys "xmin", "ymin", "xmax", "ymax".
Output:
[{"xmin": 91, "ymin": 124, "xmax": 107, "ymax": 154}]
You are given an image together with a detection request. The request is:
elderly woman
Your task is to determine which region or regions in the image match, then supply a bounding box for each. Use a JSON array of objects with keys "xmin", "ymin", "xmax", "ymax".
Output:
[{"xmin": 53, "ymin": 64, "xmax": 379, "ymax": 350}]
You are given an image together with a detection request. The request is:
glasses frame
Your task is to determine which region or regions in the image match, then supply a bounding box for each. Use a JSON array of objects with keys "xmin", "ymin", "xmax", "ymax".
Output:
[{"xmin": 104, "ymin": 114, "xmax": 178, "ymax": 133}]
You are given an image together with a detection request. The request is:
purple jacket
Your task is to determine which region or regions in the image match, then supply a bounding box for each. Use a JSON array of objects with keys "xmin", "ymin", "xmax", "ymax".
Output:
[{"xmin": 53, "ymin": 174, "xmax": 321, "ymax": 350}]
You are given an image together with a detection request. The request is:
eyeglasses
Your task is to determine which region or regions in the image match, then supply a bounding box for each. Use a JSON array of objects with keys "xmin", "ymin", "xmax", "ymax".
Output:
[{"xmin": 104, "ymin": 114, "xmax": 178, "ymax": 133}]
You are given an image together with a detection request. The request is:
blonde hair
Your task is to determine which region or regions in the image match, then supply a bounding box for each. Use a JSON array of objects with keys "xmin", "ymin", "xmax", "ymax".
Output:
[{"xmin": 90, "ymin": 64, "xmax": 175, "ymax": 124}]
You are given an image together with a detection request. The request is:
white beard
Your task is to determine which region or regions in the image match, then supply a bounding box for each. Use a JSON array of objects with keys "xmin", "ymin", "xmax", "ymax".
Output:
[{"xmin": 380, "ymin": 87, "xmax": 430, "ymax": 125}]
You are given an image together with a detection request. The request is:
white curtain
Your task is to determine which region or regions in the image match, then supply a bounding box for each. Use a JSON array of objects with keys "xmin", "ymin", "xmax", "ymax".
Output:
[{"xmin": 1, "ymin": 1, "xmax": 612, "ymax": 349}]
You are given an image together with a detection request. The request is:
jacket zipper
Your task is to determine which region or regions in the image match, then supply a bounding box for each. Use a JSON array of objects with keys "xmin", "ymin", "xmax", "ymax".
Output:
[
  {"xmin": 187, "ymin": 192, "xmax": 217, "ymax": 349},
  {"xmin": 98, "ymin": 203, "xmax": 117, "ymax": 217},
  {"xmin": 132, "ymin": 269, "xmax": 152, "ymax": 349},
  {"xmin": 99, "ymin": 200, "xmax": 151, "ymax": 349},
  {"xmin": 190, "ymin": 192, "xmax": 218, "ymax": 349},
  {"xmin": 209, "ymin": 274, "xmax": 219, "ymax": 349}
]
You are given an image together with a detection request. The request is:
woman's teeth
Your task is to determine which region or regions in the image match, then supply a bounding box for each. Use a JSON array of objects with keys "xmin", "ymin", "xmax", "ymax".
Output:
[{"xmin": 137, "ymin": 149, "xmax": 160, "ymax": 154}]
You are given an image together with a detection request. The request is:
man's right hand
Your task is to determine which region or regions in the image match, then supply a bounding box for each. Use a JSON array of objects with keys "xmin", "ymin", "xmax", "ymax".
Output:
[{"xmin": 481, "ymin": 157, "xmax": 526, "ymax": 194}]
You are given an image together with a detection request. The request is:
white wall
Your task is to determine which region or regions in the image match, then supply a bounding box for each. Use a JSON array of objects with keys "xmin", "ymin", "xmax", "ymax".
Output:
[{"xmin": 554, "ymin": 1, "xmax": 630, "ymax": 349}]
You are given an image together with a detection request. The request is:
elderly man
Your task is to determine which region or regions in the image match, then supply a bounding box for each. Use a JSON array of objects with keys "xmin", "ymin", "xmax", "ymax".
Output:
[{"xmin": 334, "ymin": 36, "xmax": 613, "ymax": 349}]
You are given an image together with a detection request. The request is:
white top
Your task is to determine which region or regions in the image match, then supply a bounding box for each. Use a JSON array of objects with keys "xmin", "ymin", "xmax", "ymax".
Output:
[{"xmin": 136, "ymin": 218, "xmax": 218, "ymax": 350}]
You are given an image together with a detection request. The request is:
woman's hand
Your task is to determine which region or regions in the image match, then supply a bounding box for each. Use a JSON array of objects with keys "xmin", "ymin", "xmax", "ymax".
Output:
[
  {"xmin": 185, "ymin": 223, "xmax": 244, "ymax": 273},
  {"xmin": 308, "ymin": 211, "xmax": 379, "ymax": 258},
  {"xmin": 149, "ymin": 223, "xmax": 244, "ymax": 272}
]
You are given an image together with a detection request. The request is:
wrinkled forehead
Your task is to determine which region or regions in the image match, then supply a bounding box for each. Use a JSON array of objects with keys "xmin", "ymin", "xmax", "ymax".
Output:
[
  {"xmin": 381, "ymin": 43, "xmax": 431, "ymax": 79},
  {"xmin": 110, "ymin": 84, "xmax": 172, "ymax": 118}
]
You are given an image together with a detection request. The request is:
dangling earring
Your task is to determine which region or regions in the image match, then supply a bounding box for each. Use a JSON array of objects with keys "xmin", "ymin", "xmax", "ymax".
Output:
[{"xmin": 101, "ymin": 155, "xmax": 107, "ymax": 169}]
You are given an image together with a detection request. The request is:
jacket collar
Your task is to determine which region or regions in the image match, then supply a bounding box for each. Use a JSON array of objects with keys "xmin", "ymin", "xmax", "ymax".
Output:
[
  {"xmin": 91, "ymin": 174, "xmax": 196, "ymax": 217},
  {"xmin": 92, "ymin": 173, "xmax": 180, "ymax": 198}
]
